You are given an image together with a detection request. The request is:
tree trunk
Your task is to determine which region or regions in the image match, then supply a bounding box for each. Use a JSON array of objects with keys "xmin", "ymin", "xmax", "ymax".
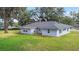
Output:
[
  {"xmin": 4, "ymin": 18, "xmax": 8, "ymax": 33},
  {"xmin": 3, "ymin": 8, "xmax": 8, "ymax": 33}
]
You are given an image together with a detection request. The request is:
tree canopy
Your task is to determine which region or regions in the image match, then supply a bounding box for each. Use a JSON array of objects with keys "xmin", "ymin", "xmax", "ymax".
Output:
[
  {"xmin": 30, "ymin": 7, "xmax": 64, "ymax": 22},
  {"xmin": 0, "ymin": 7, "xmax": 30, "ymax": 33}
]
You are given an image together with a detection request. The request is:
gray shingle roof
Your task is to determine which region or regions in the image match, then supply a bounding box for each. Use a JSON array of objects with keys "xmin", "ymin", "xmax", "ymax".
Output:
[{"xmin": 21, "ymin": 21, "xmax": 71, "ymax": 30}]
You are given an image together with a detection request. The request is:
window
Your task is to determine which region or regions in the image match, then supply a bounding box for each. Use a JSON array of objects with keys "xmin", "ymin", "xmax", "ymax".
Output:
[
  {"xmin": 48, "ymin": 29, "xmax": 50, "ymax": 33},
  {"xmin": 25, "ymin": 30, "xmax": 27, "ymax": 32},
  {"xmin": 23, "ymin": 29, "xmax": 27, "ymax": 32},
  {"xmin": 37, "ymin": 28, "xmax": 40, "ymax": 31},
  {"xmin": 59, "ymin": 30, "xmax": 62, "ymax": 33},
  {"xmin": 67, "ymin": 28, "xmax": 69, "ymax": 31}
]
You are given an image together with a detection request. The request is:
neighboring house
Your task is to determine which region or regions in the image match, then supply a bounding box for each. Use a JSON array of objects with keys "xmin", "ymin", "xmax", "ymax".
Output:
[
  {"xmin": 0, "ymin": 26, "xmax": 3, "ymax": 29},
  {"xmin": 0, "ymin": 18, "xmax": 18, "ymax": 30},
  {"xmin": 0, "ymin": 19, "xmax": 4, "ymax": 29},
  {"xmin": 20, "ymin": 21, "xmax": 72, "ymax": 37},
  {"xmin": 73, "ymin": 24, "xmax": 79, "ymax": 29},
  {"xmin": 8, "ymin": 26, "xmax": 19, "ymax": 29},
  {"xmin": 0, "ymin": 26, "xmax": 19, "ymax": 30}
]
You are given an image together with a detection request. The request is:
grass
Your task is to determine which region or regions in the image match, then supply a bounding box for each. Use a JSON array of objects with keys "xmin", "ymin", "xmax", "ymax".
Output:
[{"xmin": 0, "ymin": 30, "xmax": 79, "ymax": 51}]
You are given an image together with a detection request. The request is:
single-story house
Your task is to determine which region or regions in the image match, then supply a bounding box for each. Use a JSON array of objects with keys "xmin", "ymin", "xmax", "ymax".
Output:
[{"xmin": 20, "ymin": 21, "xmax": 72, "ymax": 37}]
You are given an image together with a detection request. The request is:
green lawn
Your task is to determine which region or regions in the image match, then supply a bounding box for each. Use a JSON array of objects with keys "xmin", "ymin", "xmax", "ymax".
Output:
[{"xmin": 0, "ymin": 30, "xmax": 79, "ymax": 51}]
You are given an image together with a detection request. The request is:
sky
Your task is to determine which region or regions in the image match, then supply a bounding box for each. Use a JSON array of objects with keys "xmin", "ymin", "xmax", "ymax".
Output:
[{"xmin": 64, "ymin": 7, "xmax": 79, "ymax": 16}]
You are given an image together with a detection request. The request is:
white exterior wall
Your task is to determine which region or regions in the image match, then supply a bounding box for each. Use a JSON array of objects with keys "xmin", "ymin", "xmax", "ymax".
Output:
[
  {"xmin": 20, "ymin": 28, "xmax": 35, "ymax": 34},
  {"xmin": 41, "ymin": 28, "xmax": 71, "ymax": 37},
  {"xmin": 57, "ymin": 28, "xmax": 70, "ymax": 37},
  {"xmin": 20, "ymin": 28, "xmax": 71, "ymax": 37},
  {"xmin": 41, "ymin": 29, "xmax": 58, "ymax": 36}
]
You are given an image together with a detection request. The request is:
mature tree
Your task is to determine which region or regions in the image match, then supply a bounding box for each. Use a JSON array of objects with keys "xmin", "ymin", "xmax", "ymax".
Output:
[
  {"xmin": 18, "ymin": 8, "xmax": 31, "ymax": 26},
  {"xmin": 70, "ymin": 11, "xmax": 79, "ymax": 24},
  {"xmin": 30, "ymin": 7, "xmax": 64, "ymax": 22},
  {"xmin": 61, "ymin": 16, "xmax": 75, "ymax": 25},
  {"xmin": 0, "ymin": 8, "xmax": 14, "ymax": 33},
  {"xmin": 0, "ymin": 7, "xmax": 26, "ymax": 33}
]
